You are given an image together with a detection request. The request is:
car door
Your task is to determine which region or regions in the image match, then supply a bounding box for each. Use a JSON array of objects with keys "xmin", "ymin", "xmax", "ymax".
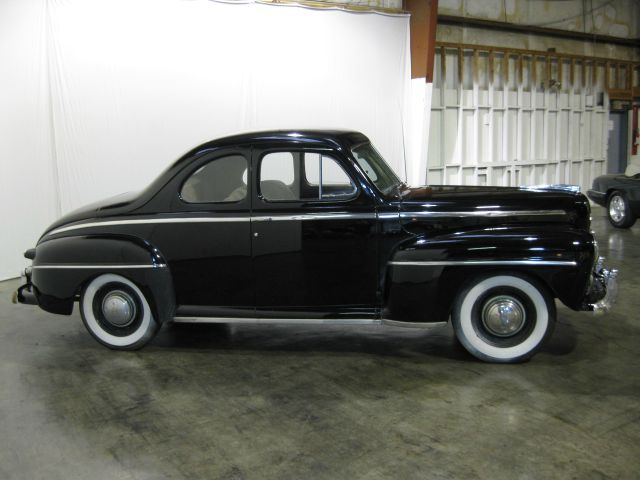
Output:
[
  {"xmin": 251, "ymin": 146, "xmax": 379, "ymax": 318},
  {"xmin": 148, "ymin": 148, "xmax": 253, "ymax": 315}
]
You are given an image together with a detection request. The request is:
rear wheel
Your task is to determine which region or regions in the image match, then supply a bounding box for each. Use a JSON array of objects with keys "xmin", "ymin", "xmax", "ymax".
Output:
[
  {"xmin": 451, "ymin": 274, "xmax": 555, "ymax": 363},
  {"xmin": 607, "ymin": 191, "xmax": 636, "ymax": 228},
  {"xmin": 80, "ymin": 274, "xmax": 159, "ymax": 350}
]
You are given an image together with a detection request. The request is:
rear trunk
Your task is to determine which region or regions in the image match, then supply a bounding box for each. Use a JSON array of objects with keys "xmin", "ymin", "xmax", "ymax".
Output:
[{"xmin": 39, "ymin": 191, "xmax": 140, "ymax": 241}]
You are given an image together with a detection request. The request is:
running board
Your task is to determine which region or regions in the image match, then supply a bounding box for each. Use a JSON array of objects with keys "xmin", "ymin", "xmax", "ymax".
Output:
[{"xmin": 172, "ymin": 316, "xmax": 447, "ymax": 329}]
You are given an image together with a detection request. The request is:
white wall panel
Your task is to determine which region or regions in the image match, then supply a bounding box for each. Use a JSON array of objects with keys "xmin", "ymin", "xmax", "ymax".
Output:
[
  {"xmin": 0, "ymin": 0, "xmax": 59, "ymax": 280},
  {"xmin": 0, "ymin": 0, "xmax": 410, "ymax": 280},
  {"xmin": 462, "ymin": 110, "xmax": 475, "ymax": 165},
  {"xmin": 478, "ymin": 108, "xmax": 491, "ymax": 163}
]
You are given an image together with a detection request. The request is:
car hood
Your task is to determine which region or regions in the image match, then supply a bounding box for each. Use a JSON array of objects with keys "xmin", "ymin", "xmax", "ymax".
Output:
[{"xmin": 398, "ymin": 185, "xmax": 591, "ymax": 231}]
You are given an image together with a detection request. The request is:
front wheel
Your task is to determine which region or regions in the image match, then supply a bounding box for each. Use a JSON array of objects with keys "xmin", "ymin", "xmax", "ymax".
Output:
[
  {"xmin": 607, "ymin": 191, "xmax": 636, "ymax": 228},
  {"xmin": 80, "ymin": 273, "xmax": 159, "ymax": 350},
  {"xmin": 451, "ymin": 274, "xmax": 555, "ymax": 363}
]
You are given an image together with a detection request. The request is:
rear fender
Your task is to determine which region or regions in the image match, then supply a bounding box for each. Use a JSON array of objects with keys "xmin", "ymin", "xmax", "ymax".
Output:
[{"xmin": 31, "ymin": 235, "xmax": 174, "ymax": 322}]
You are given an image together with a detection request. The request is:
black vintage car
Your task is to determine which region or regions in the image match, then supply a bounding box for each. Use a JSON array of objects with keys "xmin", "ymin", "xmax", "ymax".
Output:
[
  {"xmin": 14, "ymin": 130, "xmax": 617, "ymax": 362},
  {"xmin": 587, "ymin": 167, "xmax": 640, "ymax": 228}
]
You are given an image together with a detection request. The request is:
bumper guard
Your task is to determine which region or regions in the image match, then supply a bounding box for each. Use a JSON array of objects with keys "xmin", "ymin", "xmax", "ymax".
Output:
[
  {"xmin": 11, "ymin": 267, "xmax": 38, "ymax": 306},
  {"xmin": 587, "ymin": 258, "xmax": 618, "ymax": 314},
  {"xmin": 12, "ymin": 284, "xmax": 38, "ymax": 305}
]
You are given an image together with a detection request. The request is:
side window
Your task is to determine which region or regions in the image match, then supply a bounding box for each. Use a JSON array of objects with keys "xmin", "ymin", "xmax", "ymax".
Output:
[
  {"xmin": 181, "ymin": 154, "xmax": 248, "ymax": 203},
  {"xmin": 304, "ymin": 153, "xmax": 357, "ymax": 199},
  {"xmin": 260, "ymin": 152, "xmax": 298, "ymax": 201},
  {"xmin": 259, "ymin": 151, "xmax": 356, "ymax": 202}
]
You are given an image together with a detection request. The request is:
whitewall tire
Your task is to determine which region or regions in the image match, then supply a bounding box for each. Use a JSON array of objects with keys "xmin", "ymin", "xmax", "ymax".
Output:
[
  {"xmin": 80, "ymin": 274, "xmax": 159, "ymax": 350},
  {"xmin": 451, "ymin": 274, "xmax": 555, "ymax": 363}
]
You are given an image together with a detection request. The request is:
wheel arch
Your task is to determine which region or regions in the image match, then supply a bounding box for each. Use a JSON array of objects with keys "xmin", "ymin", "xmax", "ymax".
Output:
[
  {"xmin": 382, "ymin": 225, "xmax": 596, "ymax": 323},
  {"xmin": 31, "ymin": 234, "xmax": 175, "ymax": 322}
]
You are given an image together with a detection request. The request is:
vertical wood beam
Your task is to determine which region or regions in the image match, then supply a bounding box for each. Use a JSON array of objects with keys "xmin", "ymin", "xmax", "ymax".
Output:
[
  {"xmin": 406, "ymin": 0, "xmax": 438, "ymax": 81},
  {"xmin": 570, "ymin": 58, "xmax": 575, "ymax": 89},
  {"xmin": 546, "ymin": 56, "xmax": 551, "ymax": 87},
  {"xmin": 518, "ymin": 54, "xmax": 523, "ymax": 86},
  {"xmin": 504, "ymin": 51, "xmax": 509, "ymax": 87},
  {"xmin": 532, "ymin": 56, "xmax": 537, "ymax": 88},
  {"xmin": 558, "ymin": 57, "xmax": 563, "ymax": 89},
  {"xmin": 489, "ymin": 50, "xmax": 494, "ymax": 86},
  {"xmin": 473, "ymin": 49, "xmax": 479, "ymax": 85}
]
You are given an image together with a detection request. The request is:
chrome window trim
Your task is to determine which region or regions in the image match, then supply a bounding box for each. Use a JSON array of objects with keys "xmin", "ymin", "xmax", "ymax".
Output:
[
  {"xmin": 399, "ymin": 210, "xmax": 566, "ymax": 219},
  {"xmin": 32, "ymin": 264, "xmax": 166, "ymax": 269},
  {"xmin": 389, "ymin": 260, "xmax": 577, "ymax": 267}
]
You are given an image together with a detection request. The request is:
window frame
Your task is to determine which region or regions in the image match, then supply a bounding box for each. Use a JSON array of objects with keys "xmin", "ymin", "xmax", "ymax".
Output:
[{"xmin": 257, "ymin": 148, "xmax": 359, "ymax": 204}]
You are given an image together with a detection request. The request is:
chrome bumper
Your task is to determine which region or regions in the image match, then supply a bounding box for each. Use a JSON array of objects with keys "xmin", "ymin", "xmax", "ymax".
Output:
[
  {"xmin": 11, "ymin": 267, "xmax": 38, "ymax": 306},
  {"xmin": 587, "ymin": 258, "xmax": 618, "ymax": 315},
  {"xmin": 12, "ymin": 283, "xmax": 38, "ymax": 305}
]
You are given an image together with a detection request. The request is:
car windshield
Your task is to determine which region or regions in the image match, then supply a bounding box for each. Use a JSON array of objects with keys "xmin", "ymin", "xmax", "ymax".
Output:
[{"xmin": 351, "ymin": 143, "xmax": 403, "ymax": 196}]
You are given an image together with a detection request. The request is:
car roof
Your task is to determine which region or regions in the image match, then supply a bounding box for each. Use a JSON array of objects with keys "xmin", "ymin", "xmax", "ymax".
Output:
[
  {"xmin": 193, "ymin": 129, "xmax": 369, "ymax": 150},
  {"xmin": 142, "ymin": 130, "xmax": 371, "ymax": 203}
]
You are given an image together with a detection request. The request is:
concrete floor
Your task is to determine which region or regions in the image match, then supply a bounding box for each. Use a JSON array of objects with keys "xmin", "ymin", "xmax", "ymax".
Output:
[{"xmin": 0, "ymin": 207, "xmax": 638, "ymax": 480}]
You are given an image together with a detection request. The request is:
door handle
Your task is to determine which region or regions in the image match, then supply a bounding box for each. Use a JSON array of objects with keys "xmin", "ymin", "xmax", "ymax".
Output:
[{"xmin": 253, "ymin": 232, "xmax": 259, "ymax": 238}]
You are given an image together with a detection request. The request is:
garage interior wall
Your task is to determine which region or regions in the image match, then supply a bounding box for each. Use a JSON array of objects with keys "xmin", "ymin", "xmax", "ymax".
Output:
[
  {"xmin": 429, "ymin": 0, "xmax": 640, "ymax": 190},
  {"xmin": 427, "ymin": 45, "xmax": 610, "ymax": 191},
  {"xmin": 0, "ymin": 0, "xmax": 410, "ymax": 281}
]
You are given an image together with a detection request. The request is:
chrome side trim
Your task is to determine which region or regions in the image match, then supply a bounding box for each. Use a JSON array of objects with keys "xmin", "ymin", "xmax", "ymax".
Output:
[
  {"xmin": 46, "ymin": 217, "xmax": 250, "ymax": 236},
  {"xmin": 173, "ymin": 316, "xmax": 382, "ymax": 325},
  {"xmin": 382, "ymin": 319, "xmax": 448, "ymax": 329},
  {"xmin": 389, "ymin": 260, "xmax": 577, "ymax": 267},
  {"xmin": 252, "ymin": 213, "xmax": 376, "ymax": 222},
  {"xmin": 399, "ymin": 209, "xmax": 566, "ymax": 219},
  {"xmin": 173, "ymin": 317, "xmax": 451, "ymax": 328},
  {"xmin": 46, "ymin": 209, "xmax": 565, "ymax": 237},
  {"xmin": 523, "ymin": 184, "xmax": 581, "ymax": 194},
  {"xmin": 32, "ymin": 264, "xmax": 166, "ymax": 269},
  {"xmin": 46, "ymin": 212, "xmax": 377, "ymax": 236}
]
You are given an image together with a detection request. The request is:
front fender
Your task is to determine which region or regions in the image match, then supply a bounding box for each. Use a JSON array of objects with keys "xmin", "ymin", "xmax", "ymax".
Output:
[
  {"xmin": 30, "ymin": 235, "xmax": 175, "ymax": 322},
  {"xmin": 383, "ymin": 226, "xmax": 596, "ymax": 323}
]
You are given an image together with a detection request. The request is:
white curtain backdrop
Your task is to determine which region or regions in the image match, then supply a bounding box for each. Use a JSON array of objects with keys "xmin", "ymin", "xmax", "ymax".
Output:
[{"xmin": 0, "ymin": 0, "xmax": 411, "ymax": 280}]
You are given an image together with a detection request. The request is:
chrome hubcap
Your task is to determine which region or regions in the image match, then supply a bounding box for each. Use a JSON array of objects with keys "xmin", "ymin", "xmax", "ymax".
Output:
[
  {"xmin": 609, "ymin": 196, "xmax": 625, "ymax": 223},
  {"xmin": 101, "ymin": 290, "xmax": 136, "ymax": 327},
  {"xmin": 481, "ymin": 296, "xmax": 526, "ymax": 337}
]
